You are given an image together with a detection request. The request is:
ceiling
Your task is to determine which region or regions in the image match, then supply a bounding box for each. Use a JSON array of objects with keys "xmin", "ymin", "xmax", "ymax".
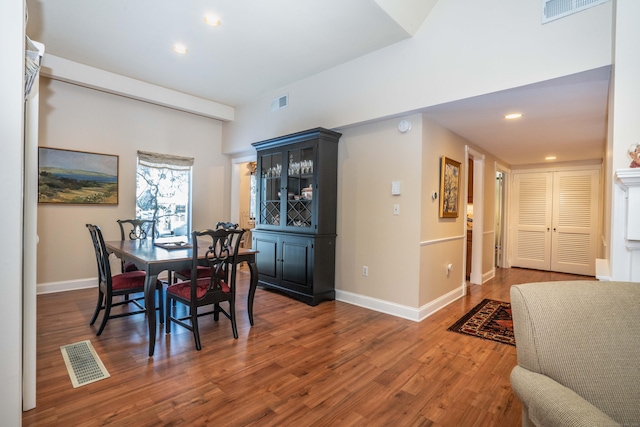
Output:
[{"xmin": 25, "ymin": 0, "xmax": 610, "ymax": 166}]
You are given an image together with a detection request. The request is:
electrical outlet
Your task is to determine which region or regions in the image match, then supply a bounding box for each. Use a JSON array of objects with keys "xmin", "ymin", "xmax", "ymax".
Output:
[
  {"xmin": 393, "ymin": 204, "xmax": 400, "ymax": 215},
  {"xmin": 362, "ymin": 266, "xmax": 368, "ymax": 276}
]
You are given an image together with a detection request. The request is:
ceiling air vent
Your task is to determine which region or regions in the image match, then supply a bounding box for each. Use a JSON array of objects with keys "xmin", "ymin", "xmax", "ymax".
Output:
[
  {"xmin": 542, "ymin": 0, "xmax": 609, "ymax": 24},
  {"xmin": 270, "ymin": 94, "xmax": 289, "ymax": 112}
]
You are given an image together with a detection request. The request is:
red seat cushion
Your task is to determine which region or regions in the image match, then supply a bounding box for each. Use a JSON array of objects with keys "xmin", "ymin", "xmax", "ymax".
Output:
[
  {"xmin": 167, "ymin": 278, "xmax": 230, "ymax": 300},
  {"xmin": 111, "ymin": 270, "xmax": 163, "ymax": 291},
  {"xmin": 111, "ymin": 270, "xmax": 146, "ymax": 291},
  {"xmin": 175, "ymin": 266, "xmax": 211, "ymax": 279}
]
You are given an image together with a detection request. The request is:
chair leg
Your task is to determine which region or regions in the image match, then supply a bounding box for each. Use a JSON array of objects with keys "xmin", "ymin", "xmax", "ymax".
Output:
[
  {"xmin": 229, "ymin": 300, "xmax": 238, "ymax": 339},
  {"xmin": 165, "ymin": 294, "xmax": 171, "ymax": 334},
  {"xmin": 158, "ymin": 285, "xmax": 164, "ymax": 324},
  {"xmin": 90, "ymin": 290, "xmax": 104, "ymax": 325},
  {"xmin": 96, "ymin": 295, "xmax": 113, "ymax": 336},
  {"xmin": 213, "ymin": 303, "xmax": 220, "ymax": 321},
  {"xmin": 191, "ymin": 305, "xmax": 201, "ymax": 351}
]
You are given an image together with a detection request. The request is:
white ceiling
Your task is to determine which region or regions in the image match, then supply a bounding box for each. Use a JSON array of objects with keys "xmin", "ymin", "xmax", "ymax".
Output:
[{"xmin": 25, "ymin": 0, "xmax": 609, "ymax": 166}]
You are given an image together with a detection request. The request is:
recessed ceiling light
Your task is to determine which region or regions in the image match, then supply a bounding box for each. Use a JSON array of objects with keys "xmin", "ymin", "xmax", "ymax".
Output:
[
  {"xmin": 504, "ymin": 113, "xmax": 523, "ymax": 120},
  {"xmin": 204, "ymin": 15, "xmax": 221, "ymax": 27},
  {"xmin": 173, "ymin": 44, "xmax": 187, "ymax": 54},
  {"xmin": 545, "ymin": 156, "xmax": 557, "ymax": 161}
]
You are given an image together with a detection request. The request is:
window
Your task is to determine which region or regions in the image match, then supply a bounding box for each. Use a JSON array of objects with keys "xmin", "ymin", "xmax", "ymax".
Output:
[{"xmin": 136, "ymin": 151, "xmax": 193, "ymax": 238}]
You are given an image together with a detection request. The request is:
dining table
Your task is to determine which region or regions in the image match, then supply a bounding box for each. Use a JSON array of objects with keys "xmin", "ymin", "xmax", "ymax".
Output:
[{"xmin": 105, "ymin": 238, "xmax": 258, "ymax": 357}]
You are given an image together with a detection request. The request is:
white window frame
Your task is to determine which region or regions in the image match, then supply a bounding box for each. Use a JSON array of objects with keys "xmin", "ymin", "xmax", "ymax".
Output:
[{"xmin": 136, "ymin": 150, "xmax": 193, "ymax": 238}]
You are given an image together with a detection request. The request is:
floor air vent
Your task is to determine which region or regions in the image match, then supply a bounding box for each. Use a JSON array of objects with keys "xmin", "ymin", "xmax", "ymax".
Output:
[
  {"xmin": 60, "ymin": 340, "xmax": 110, "ymax": 388},
  {"xmin": 542, "ymin": 0, "xmax": 609, "ymax": 24}
]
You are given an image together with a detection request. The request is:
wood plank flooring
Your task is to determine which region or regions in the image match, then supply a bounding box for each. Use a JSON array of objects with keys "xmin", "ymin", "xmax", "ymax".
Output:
[{"xmin": 23, "ymin": 267, "xmax": 592, "ymax": 427}]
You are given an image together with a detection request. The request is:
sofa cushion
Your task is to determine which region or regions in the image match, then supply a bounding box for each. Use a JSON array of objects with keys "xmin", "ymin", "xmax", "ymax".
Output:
[{"xmin": 511, "ymin": 281, "xmax": 640, "ymax": 425}]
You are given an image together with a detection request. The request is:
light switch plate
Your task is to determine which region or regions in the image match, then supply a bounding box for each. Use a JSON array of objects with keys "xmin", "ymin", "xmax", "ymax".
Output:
[{"xmin": 391, "ymin": 181, "xmax": 401, "ymax": 195}]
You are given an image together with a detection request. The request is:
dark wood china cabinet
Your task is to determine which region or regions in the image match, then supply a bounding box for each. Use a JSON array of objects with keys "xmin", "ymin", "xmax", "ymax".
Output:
[{"xmin": 251, "ymin": 128, "xmax": 340, "ymax": 305}]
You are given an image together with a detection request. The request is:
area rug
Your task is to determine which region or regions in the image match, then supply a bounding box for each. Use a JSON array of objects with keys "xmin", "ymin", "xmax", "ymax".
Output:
[
  {"xmin": 447, "ymin": 299, "xmax": 515, "ymax": 346},
  {"xmin": 60, "ymin": 340, "xmax": 110, "ymax": 388}
]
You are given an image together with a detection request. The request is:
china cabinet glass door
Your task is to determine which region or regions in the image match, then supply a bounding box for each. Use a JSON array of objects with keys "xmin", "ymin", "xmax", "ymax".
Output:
[
  {"xmin": 286, "ymin": 146, "xmax": 314, "ymax": 229},
  {"xmin": 259, "ymin": 152, "xmax": 282, "ymax": 226}
]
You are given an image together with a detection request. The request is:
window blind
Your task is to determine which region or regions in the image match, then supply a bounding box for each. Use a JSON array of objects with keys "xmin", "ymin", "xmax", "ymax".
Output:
[{"xmin": 137, "ymin": 151, "xmax": 194, "ymax": 171}]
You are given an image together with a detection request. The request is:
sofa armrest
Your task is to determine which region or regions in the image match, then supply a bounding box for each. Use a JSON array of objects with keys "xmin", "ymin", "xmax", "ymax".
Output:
[{"xmin": 511, "ymin": 366, "xmax": 620, "ymax": 427}]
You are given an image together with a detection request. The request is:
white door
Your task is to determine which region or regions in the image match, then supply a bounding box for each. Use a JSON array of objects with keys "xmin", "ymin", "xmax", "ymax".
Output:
[
  {"xmin": 550, "ymin": 170, "xmax": 599, "ymax": 275},
  {"xmin": 511, "ymin": 169, "xmax": 599, "ymax": 275},
  {"xmin": 512, "ymin": 172, "xmax": 553, "ymax": 270}
]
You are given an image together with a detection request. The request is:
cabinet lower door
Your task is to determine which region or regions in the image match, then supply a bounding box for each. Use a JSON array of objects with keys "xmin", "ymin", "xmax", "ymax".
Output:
[
  {"xmin": 253, "ymin": 233, "xmax": 278, "ymax": 280},
  {"xmin": 280, "ymin": 236, "xmax": 312, "ymax": 293}
]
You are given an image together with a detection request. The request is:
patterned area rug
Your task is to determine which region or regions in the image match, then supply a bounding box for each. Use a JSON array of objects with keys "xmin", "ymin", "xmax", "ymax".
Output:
[{"xmin": 447, "ymin": 299, "xmax": 515, "ymax": 346}]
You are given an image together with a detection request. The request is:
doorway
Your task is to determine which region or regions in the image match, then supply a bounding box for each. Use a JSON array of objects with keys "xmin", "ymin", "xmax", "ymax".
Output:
[
  {"xmin": 510, "ymin": 168, "xmax": 599, "ymax": 276},
  {"xmin": 466, "ymin": 147, "xmax": 484, "ymax": 285},
  {"xmin": 495, "ymin": 171, "xmax": 505, "ymax": 268},
  {"xmin": 230, "ymin": 156, "xmax": 257, "ymax": 248}
]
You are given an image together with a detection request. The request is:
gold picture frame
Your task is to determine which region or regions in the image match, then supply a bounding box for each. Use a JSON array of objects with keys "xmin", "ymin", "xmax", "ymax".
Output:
[{"xmin": 439, "ymin": 156, "xmax": 461, "ymax": 218}]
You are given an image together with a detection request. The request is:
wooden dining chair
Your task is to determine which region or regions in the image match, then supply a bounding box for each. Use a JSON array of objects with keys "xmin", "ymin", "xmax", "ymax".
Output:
[
  {"xmin": 86, "ymin": 223, "xmax": 164, "ymax": 336},
  {"xmin": 165, "ymin": 228, "xmax": 245, "ymax": 350},
  {"xmin": 173, "ymin": 222, "xmax": 239, "ymax": 282},
  {"xmin": 117, "ymin": 218, "xmax": 156, "ymax": 273}
]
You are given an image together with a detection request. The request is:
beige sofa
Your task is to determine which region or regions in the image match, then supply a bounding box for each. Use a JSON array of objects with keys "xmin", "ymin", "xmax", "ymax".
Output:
[{"xmin": 510, "ymin": 280, "xmax": 640, "ymax": 427}]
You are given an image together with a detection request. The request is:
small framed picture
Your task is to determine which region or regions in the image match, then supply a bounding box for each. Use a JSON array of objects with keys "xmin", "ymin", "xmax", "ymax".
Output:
[
  {"xmin": 38, "ymin": 147, "xmax": 119, "ymax": 205},
  {"xmin": 439, "ymin": 156, "xmax": 461, "ymax": 218}
]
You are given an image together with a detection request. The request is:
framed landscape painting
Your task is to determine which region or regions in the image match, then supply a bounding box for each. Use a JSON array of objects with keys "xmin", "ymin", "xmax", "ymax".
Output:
[
  {"xmin": 439, "ymin": 156, "xmax": 460, "ymax": 218},
  {"xmin": 38, "ymin": 147, "xmax": 119, "ymax": 205}
]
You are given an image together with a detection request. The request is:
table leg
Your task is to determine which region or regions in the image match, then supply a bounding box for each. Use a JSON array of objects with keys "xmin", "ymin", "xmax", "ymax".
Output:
[
  {"xmin": 247, "ymin": 260, "xmax": 258, "ymax": 326},
  {"xmin": 144, "ymin": 272, "xmax": 159, "ymax": 357}
]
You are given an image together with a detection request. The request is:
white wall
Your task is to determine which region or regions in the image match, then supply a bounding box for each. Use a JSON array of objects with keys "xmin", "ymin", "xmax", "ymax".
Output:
[
  {"xmin": 0, "ymin": 0, "xmax": 25, "ymax": 423},
  {"xmin": 223, "ymin": 0, "xmax": 612, "ymax": 154},
  {"xmin": 336, "ymin": 115, "xmax": 423, "ymax": 309},
  {"xmin": 37, "ymin": 78, "xmax": 226, "ymax": 288},
  {"xmin": 419, "ymin": 116, "xmax": 471, "ymax": 305},
  {"xmin": 335, "ymin": 112, "xmax": 503, "ymax": 319}
]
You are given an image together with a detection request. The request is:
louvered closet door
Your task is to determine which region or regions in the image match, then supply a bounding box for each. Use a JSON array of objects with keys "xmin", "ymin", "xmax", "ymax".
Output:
[
  {"xmin": 512, "ymin": 173, "xmax": 553, "ymax": 270},
  {"xmin": 550, "ymin": 170, "xmax": 599, "ymax": 275}
]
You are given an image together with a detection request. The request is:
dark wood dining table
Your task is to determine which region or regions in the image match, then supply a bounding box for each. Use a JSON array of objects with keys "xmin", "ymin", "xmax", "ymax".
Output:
[{"xmin": 104, "ymin": 239, "xmax": 258, "ymax": 357}]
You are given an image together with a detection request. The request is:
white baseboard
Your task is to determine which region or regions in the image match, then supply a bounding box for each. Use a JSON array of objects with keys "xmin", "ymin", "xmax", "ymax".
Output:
[
  {"xmin": 482, "ymin": 268, "xmax": 495, "ymax": 283},
  {"xmin": 37, "ymin": 278, "xmax": 97, "ymax": 295},
  {"xmin": 335, "ymin": 285, "xmax": 464, "ymax": 322},
  {"xmin": 417, "ymin": 286, "xmax": 465, "ymax": 321}
]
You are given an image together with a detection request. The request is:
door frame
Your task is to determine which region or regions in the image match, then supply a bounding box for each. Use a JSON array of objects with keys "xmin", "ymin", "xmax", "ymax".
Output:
[
  {"xmin": 466, "ymin": 146, "xmax": 485, "ymax": 285},
  {"xmin": 495, "ymin": 162, "xmax": 511, "ymax": 269},
  {"xmin": 230, "ymin": 154, "xmax": 256, "ymax": 227}
]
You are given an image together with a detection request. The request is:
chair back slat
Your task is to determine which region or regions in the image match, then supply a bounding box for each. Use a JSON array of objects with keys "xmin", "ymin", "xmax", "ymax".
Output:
[
  {"xmin": 215, "ymin": 221, "xmax": 238, "ymax": 230},
  {"xmin": 86, "ymin": 224, "xmax": 112, "ymax": 287},
  {"xmin": 117, "ymin": 219, "xmax": 156, "ymax": 241},
  {"xmin": 192, "ymin": 228, "xmax": 245, "ymax": 297}
]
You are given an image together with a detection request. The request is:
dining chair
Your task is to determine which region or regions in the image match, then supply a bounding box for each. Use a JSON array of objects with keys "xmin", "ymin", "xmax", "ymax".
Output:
[
  {"xmin": 173, "ymin": 222, "xmax": 239, "ymax": 282},
  {"xmin": 86, "ymin": 223, "xmax": 164, "ymax": 336},
  {"xmin": 165, "ymin": 228, "xmax": 245, "ymax": 350},
  {"xmin": 117, "ymin": 218, "xmax": 156, "ymax": 273}
]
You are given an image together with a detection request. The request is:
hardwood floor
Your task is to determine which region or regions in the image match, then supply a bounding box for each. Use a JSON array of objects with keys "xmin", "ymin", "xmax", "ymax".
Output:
[{"xmin": 23, "ymin": 267, "xmax": 592, "ymax": 427}]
